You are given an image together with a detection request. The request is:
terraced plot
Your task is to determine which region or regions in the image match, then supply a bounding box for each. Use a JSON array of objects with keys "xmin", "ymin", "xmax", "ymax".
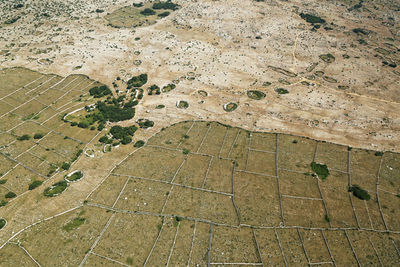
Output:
[
  {"xmin": 0, "ymin": 67, "xmax": 102, "ymax": 203},
  {"xmin": 1, "ymin": 121, "xmax": 399, "ymax": 266}
]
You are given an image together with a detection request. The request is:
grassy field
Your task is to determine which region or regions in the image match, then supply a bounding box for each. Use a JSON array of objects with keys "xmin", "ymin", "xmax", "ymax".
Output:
[{"xmin": 1, "ymin": 119, "xmax": 399, "ymax": 266}]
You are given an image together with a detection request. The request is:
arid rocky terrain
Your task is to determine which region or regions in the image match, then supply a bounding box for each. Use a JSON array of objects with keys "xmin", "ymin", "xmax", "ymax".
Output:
[{"xmin": 0, "ymin": 0, "xmax": 399, "ymax": 266}]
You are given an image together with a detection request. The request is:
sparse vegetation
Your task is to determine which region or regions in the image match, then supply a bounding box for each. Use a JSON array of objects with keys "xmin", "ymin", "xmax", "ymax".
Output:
[{"xmin": 63, "ymin": 217, "xmax": 85, "ymax": 232}]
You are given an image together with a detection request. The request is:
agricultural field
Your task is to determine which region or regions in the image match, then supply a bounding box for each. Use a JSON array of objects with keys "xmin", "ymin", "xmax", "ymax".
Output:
[
  {"xmin": 0, "ymin": 0, "xmax": 399, "ymax": 266},
  {"xmin": 1, "ymin": 121, "xmax": 399, "ymax": 266},
  {"xmin": 0, "ymin": 67, "xmax": 104, "ymax": 204}
]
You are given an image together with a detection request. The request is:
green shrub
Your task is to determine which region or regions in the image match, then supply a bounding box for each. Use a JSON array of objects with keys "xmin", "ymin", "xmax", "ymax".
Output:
[
  {"xmin": 0, "ymin": 200, "xmax": 7, "ymax": 207},
  {"xmin": 0, "ymin": 219, "xmax": 6, "ymax": 229},
  {"xmin": 138, "ymin": 119, "xmax": 154, "ymax": 129},
  {"xmin": 33, "ymin": 133, "xmax": 44, "ymax": 139},
  {"xmin": 348, "ymin": 185, "xmax": 370, "ymax": 200},
  {"xmin": 299, "ymin": 13, "xmax": 325, "ymax": 24},
  {"xmin": 133, "ymin": 3, "xmax": 143, "ymax": 7},
  {"xmin": 78, "ymin": 122, "xmax": 89, "ymax": 128},
  {"xmin": 311, "ymin": 162, "xmax": 329, "ymax": 180},
  {"xmin": 28, "ymin": 180, "xmax": 43, "ymax": 190},
  {"xmin": 275, "ymin": 88, "xmax": 289, "ymax": 94},
  {"xmin": 247, "ymin": 90, "xmax": 266, "ymax": 100},
  {"xmin": 96, "ymin": 101, "xmax": 135, "ymax": 122},
  {"xmin": 156, "ymin": 104, "xmax": 165, "ymax": 109},
  {"xmin": 152, "ymin": 1, "xmax": 180, "ymax": 10},
  {"xmin": 121, "ymin": 136, "xmax": 132, "ymax": 145},
  {"xmin": 0, "ymin": 180, "xmax": 6, "ymax": 184},
  {"xmin": 71, "ymin": 149, "xmax": 83, "ymax": 162},
  {"xmin": 110, "ymin": 125, "xmax": 138, "ymax": 140},
  {"xmin": 374, "ymin": 151, "xmax": 384, "ymax": 156},
  {"xmin": 140, "ymin": 8, "xmax": 156, "ymax": 16},
  {"xmin": 17, "ymin": 134, "xmax": 30, "ymax": 141},
  {"xmin": 96, "ymin": 9, "xmax": 104, "ymax": 13},
  {"xmin": 44, "ymin": 181, "xmax": 68, "ymax": 197},
  {"xmin": 5, "ymin": 16, "xmax": 20, "ymax": 25},
  {"xmin": 324, "ymin": 214, "xmax": 330, "ymax": 223},
  {"xmin": 182, "ymin": 149, "xmax": 190, "ymax": 155},
  {"xmin": 62, "ymin": 162, "xmax": 71, "ymax": 171},
  {"xmin": 128, "ymin": 74, "xmax": 148, "ymax": 87},
  {"xmin": 99, "ymin": 136, "xmax": 109, "ymax": 143},
  {"xmin": 89, "ymin": 85, "xmax": 112, "ymax": 98},
  {"xmin": 158, "ymin": 11, "xmax": 170, "ymax": 18},
  {"xmin": 134, "ymin": 140, "xmax": 145, "ymax": 148},
  {"xmin": 147, "ymin": 84, "xmax": 161, "ymax": 95},
  {"xmin": 5, "ymin": 191, "xmax": 16, "ymax": 198}
]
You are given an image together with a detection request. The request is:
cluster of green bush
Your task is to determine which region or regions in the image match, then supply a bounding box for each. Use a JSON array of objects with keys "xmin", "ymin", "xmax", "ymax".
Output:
[
  {"xmin": 311, "ymin": 162, "xmax": 330, "ymax": 180},
  {"xmin": 17, "ymin": 134, "xmax": 30, "ymax": 141},
  {"xmin": 158, "ymin": 11, "xmax": 170, "ymax": 18},
  {"xmin": 152, "ymin": 1, "xmax": 180, "ymax": 10},
  {"xmin": 89, "ymin": 85, "xmax": 112, "ymax": 98},
  {"xmin": 140, "ymin": 8, "xmax": 156, "ymax": 16},
  {"xmin": 138, "ymin": 119, "xmax": 154, "ymax": 129},
  {"xmin": 96, "ymin": 101, "xmax": 135, "ymax": 122},
  {"xmin": 100, "ymin": 125, "xmax": 138, "ymax": 145},
  {"xmin": 128, "ymin": 74, "xmax": 148, "ymax": 88},
  {"xmin": 147, "ymin": 85, "xmax": 161, "ymax": 95},
  {"xmin": 299, "ymin": 13, "xmax": 325, "ymax": 24},
  {"xmin": 28, "ymin": 180, "xmax": 43, "ymax": 190},
  {"xmin": 4, "ymin": 16, "xmax": 20, "ymax": 25},
  {"xmin": 348, "ymin": 185, "xmax": 370, "ymax": 200},
  {"xmin": 134, "ymin": 140, "xmax": 145, "ymax": 147}
]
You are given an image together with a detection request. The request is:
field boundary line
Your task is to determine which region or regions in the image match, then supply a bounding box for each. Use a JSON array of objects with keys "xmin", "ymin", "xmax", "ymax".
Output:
[
  {"xmin": 252, "ymin": 228, "xmax": 264, "ymax": 267},
  {"xmin": 274, "ymin": 229, "xmax": 288, "ymax": 267},
  {"xmin": 166, "ymin": 221, "xmax": 180, "ymax": 267},
  {"xmin": 186, "ymin": 221, "xmax": 197, "ymax": 267},
  {"xmin": 321, "ymin": 230, "xmax": 337, "ymax": 267},
  {"xmin": 143, "ymin": 220, "xmax": 165, "ymax": 266},
  {"xmin": 344, "ymin": 230, "xmax": 361, "ymax": 267},
  {"xmin": 78, "ymin": 213, "xmax": 115, "ymax": 267},
  {"xmin": 90, "ymin": 251, "xmax": 130, "ymax": 267}
]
